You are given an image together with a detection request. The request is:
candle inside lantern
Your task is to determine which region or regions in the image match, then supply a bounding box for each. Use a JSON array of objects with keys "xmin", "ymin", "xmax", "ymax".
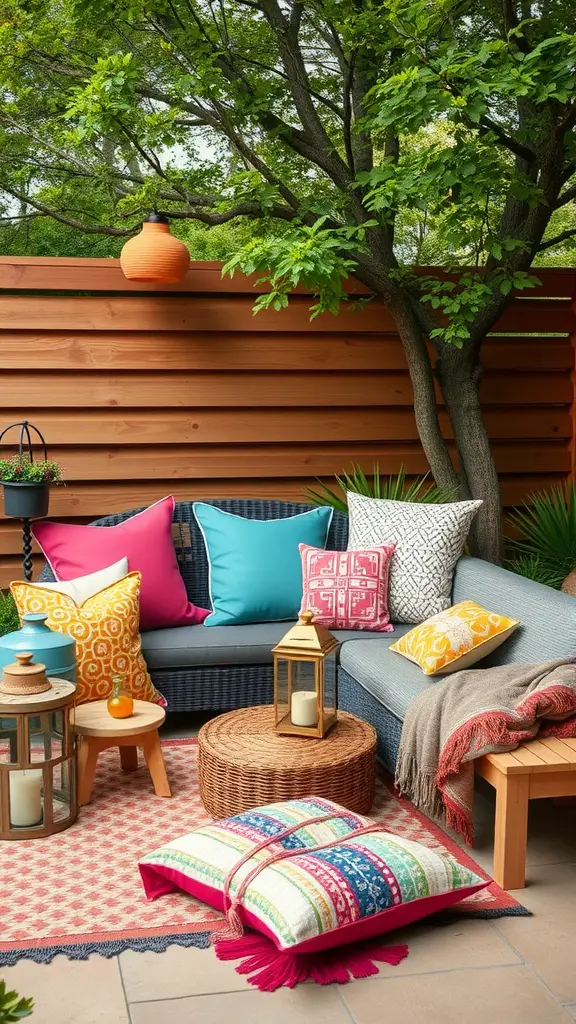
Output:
[
  {"xmin": 9, "ymin": 769, "xmax": 43, "ymax": 828},
  {"xmin": 291, "ymin": 691, "xmax": 318, "ymax": 728}
]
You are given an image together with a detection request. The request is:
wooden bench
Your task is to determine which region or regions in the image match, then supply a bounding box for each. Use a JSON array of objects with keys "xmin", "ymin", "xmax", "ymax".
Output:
[{"xmin": 476, "ymin": 737, "xmax": 576, "ymax": 890}]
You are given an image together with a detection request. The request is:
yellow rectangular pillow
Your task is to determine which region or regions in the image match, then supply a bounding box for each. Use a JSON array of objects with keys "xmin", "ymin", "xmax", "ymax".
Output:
[
  {"xmin": 11, "ymin": 572, "xmax": 163, "ymax": 706},
  {"xmin": 389, "ymin": 600, "xmax": 519, "ymax": 676}
]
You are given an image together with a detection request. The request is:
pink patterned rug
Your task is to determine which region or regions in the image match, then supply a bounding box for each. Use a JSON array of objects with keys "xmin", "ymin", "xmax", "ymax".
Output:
[{"xmin": 0, "ymin": 738, "xmax": 528, "ymax": 965}]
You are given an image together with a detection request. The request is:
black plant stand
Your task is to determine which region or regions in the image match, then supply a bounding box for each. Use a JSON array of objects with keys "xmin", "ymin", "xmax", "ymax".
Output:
[
  {"xmin": 22, "ymin": 518, "xmax": 34, "ymax": 582},
  {"xmin": 0, "ymin": 421, "xmax": 52, "ymax": 582}
]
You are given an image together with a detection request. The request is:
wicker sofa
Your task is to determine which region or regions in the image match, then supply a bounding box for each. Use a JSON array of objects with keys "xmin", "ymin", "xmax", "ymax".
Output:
[
  {"xmin": 39, "ymin": 498, "xmax": 378, "ymax": 706},
  {"xmin": 39, "ymin": 498, "xmax": 576, "ymax": 772}
]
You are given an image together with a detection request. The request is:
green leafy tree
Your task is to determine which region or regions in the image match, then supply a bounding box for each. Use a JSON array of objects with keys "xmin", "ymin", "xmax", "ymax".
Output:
[{"xmin": 2, "ymin": 0, "xmax": 576, "ymax": 562}]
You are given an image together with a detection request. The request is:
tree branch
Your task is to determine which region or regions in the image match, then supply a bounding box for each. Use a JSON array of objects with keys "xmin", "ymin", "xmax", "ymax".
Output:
[
  {"xmin": 0, "ymin": 180, "xmax": 300, "ymax": 232},
  {"xmin": 0, "ymin": 184, "xmax": 135, "ymax": 235},
  {"xmin": 0, "ymin": 212, "xmax": 45, "ymax": 224},
  {"xmin": 537, "ymin": 227, "xmax": 576, "ymax": 251},
  {"xmin": 477, "ymin": 116, "xmax": 536, "ymax": 162},
  {"xmin": 555, "ymin": 183, "xmax": 576, "ymax": 208}
]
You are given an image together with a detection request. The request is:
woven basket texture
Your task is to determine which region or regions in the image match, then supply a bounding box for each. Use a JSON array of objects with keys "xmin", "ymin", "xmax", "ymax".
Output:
[{"xmin": 198, "ymin": 705, "xmax": 377, "ymax": 817}]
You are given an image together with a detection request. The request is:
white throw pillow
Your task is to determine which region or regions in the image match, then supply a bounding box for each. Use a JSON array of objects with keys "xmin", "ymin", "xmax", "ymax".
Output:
[
  {"xmin": 34, "ymin": 558, "xmax": 129, "ymax": 605},
  {"xmin": 347, "ymin": 492, "xmax": 482, "ymax": 623}
]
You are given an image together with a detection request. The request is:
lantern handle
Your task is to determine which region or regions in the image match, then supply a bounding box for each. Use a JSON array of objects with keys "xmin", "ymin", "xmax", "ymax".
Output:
[{"xmin": 0, "ymin": 420, "xmax": 48, "ymax": 463}]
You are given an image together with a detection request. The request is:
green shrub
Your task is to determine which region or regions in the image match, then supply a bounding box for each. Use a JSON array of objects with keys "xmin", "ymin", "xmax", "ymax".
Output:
[
  {"xmin": 508, "ymin": 483, "xmax": 576, "ymax": 589},
  {"xmin": 306, "ymin": 464, "xmax": 457, "ymax": 515},
  {"xmin": 0, "ymin": 980, "xmax": 33, "ymax": 1022},
  {"xmin": 505, "ymin": 553, "xmax": 565, "ymax": 590},
  {"xmin": 0, "ymin": 591, "xmax": 19, "ymax": 636}
]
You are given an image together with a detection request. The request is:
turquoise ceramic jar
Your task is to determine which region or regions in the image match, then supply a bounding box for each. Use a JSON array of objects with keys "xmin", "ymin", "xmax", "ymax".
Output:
[{"xmin": 0, "ymin": 613, "xmax": 76, "ymax": 682}]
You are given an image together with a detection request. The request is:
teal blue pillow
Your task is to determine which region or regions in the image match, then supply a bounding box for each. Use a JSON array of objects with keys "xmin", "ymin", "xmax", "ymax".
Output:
[{"xmin": 193, "ymin": 504, "xmax": 334, "ymax": 626}]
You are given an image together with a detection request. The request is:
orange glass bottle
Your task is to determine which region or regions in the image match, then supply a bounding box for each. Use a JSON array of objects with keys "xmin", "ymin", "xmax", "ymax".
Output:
[{"xmin": 107, "ymin": 676, "xmax": 134, "ymax": 719}]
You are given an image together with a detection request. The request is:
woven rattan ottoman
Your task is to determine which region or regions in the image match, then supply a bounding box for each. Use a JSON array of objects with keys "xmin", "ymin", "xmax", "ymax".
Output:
[{"xmin": 198, "ymin": 706, "xmax": 377, "ymax": 818}]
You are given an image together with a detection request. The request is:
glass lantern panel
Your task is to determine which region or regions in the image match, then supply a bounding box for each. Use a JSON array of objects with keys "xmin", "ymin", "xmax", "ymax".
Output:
[
  {"xmin": 51, "ymin": 761, "xmax": 72, "ymax": 824},
  {"xmin": 323, "ymin": 651, "xmax": 338, "ymax": 719},
  {"xmin": 290, "ymin": 660, "xmax": 319, "ymax": 729},
  {"xmin": 0, "ymin": 716, "xmax": 19, "ymax": 763},
  {"xmin": 28, "ymin": 711, "xmax": 64, "ymax": 764},
  {"xmin": 9, "ymin": 767, "xmax": 44, "ymax": 829},
  {"xmin": 275, "ymin": 657, "xmax": 290, "ymax": 726}
]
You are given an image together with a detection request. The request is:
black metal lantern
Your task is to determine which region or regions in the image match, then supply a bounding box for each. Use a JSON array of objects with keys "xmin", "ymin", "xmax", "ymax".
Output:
[{"xmin": 0, "ymin": 421, "xmax": 54, "ymax": 581}]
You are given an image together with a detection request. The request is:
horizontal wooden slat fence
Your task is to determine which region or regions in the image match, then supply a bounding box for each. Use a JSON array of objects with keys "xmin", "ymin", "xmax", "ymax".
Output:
[{"xmin": 0, "ymin": 257, "xmax": 575, "ymax": 587}]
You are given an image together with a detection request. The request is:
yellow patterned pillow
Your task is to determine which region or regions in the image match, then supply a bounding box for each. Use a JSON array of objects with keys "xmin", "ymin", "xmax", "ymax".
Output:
[
  {"xmin": 11, "ymin": 572, "xmax": 162, "ymax": 706},
  {"xmin": 389, "ymin": 600, "xmax": 519, "ymax": 676}
]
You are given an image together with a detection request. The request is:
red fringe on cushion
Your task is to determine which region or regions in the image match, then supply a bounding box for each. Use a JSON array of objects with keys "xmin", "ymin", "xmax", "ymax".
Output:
[{"xmin": 214, "ymin": 931, "xmax": 409, "ymax": 992}]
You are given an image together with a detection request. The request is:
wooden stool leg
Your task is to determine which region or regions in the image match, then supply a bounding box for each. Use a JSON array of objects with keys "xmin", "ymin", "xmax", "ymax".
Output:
[
  {"xmin": 120, "ymin": 745, "xmax": 139, "ymax": 772},
  {"xmin": 493, "ymin": 773, "xmax": 530, "ymax": 890},
  {"xmin": 78, "ymin": 737, "xmax": 102, "ymax": 807},
  {"xmin": 141, "ymin": 731, "xmax": 171, "ymax": 797}
]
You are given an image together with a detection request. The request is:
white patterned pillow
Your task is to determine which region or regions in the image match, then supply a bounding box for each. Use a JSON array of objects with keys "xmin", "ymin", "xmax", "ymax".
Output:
[{"xmin": 347, "ymin": 492, "xmax": 482, "ymax": 623}]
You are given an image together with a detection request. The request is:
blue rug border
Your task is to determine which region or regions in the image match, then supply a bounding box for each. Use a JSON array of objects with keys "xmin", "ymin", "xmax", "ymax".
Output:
[{"xmin": 0, "ymin": 930, "xmax": 213, "ymax": 967}]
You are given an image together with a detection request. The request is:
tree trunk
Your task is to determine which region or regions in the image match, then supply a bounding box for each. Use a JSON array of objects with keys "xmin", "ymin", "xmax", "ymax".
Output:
[
  {"xmin": 386, "ymin": 294, "xmax": 460, "ymax": 494},
  {"xmin": 436, "ymin": 345, "xmax": 503, "ymax": 564}
]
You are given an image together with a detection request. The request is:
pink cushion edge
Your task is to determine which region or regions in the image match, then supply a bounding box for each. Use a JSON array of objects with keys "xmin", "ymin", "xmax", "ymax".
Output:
[{"xmin": 138, "ymin": 862, "xmax": 488, "ymax": 953}]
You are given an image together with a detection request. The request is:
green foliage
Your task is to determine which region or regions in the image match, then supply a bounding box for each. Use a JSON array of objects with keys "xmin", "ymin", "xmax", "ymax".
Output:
[
  {"xmin": 0, "ymin": 456, "xmax": 62, "ymax": 483},
  {"xmin": 508, "ymin": 483, "xmax": 576, "ymax": 588},
  {"xmin": 505, "ymin": 554, "xmax": 565, "ymax": 590},
  {"xmin": 0, "ymin": 591, "xmax": 19, "ymax": 637},
  {"xmin": 223, "ymin": 218, "xmax": 375, "ymax": 317},
  {"xmin": 0, "ymin": 979, "xmax": 33, "ymax": 1022},
  {"xmin": 306, "ymin": 465, "xmax": 457, "ymax": 514}
]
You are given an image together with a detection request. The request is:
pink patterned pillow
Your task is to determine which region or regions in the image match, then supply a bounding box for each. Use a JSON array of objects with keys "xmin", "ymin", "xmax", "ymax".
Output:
[
  {"xmin": 299, "ymin": 542, "xmax": 396, "ymax": 631},
  {"xmin": 33, "ymin": 495, "xmax": 209, "ymax": 632}
]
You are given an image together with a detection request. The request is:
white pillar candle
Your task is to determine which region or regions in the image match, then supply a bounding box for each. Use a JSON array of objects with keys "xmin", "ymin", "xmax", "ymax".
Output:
[
  {"xmin": 9, "ymin": 769, "xmax": 43, "ymax": 828},
  {"xmin": 291, "ymin": 691, "xmax": 318, "ymax": 728}
]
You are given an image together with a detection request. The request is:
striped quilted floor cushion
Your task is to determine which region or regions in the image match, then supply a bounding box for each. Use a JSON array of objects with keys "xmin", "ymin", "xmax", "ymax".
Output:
[{"xmin": 139, "ymin": 796, "xmax": 487, "ymax": 953}]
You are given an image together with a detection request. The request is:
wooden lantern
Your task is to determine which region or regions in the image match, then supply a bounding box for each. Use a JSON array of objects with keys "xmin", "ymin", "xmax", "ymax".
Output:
[
  {"xmin": 272, "ymin": 611, "xmax": 340, "ymax": 738},
  {"xmin": 0, "ymin": 675, "xmax": 77, "ymax": 840}
]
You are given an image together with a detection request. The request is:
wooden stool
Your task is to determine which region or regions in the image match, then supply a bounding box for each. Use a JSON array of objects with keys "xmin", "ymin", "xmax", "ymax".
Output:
[
  {"xmin": 476, "ymin": 737, "xmax": 576, "ymax": 889},
  {"xmin": 75, "ymin": 699, "xmax": 170, "ymax": 806}
]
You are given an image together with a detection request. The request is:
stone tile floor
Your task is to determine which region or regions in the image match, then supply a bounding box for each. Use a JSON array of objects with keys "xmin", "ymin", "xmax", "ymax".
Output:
[{"xmin": 3, "ymin": 715, "xmax": 576, "ymax": 1023}]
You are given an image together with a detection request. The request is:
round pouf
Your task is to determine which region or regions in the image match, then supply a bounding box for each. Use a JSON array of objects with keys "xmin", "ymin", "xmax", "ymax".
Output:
[{"xmin": 198, "ymin": 706, "xmax": 377, "ymax": 817}]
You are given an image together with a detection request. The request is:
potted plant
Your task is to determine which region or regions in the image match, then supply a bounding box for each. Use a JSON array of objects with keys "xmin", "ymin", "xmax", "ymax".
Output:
[{"xmin": 0, "ymin": 454, "xmax": 62, "ymax": 520}]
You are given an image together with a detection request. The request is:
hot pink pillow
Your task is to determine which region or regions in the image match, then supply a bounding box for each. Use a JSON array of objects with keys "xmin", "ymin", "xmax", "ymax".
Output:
[
  {"xmin": 299, "ymin": 542, "xmax": 396, "ymax": 631},
  {"xmin": 33, "ymin": 496, "xmax": 209, "ymax": 632}
]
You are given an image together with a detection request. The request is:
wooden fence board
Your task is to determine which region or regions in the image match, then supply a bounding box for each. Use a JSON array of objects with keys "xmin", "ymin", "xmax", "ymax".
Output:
[
  {"xmin": 0, "ymin": 406, "xmax": 570, "ymax": 445},
  {"xmin": 2, "ymin": 293, "xmax": 574, "ymax": 334},
  {"xmin": 1, "ymin": 370, "xmax": 570, "ymax": 408},
  {"xmin": 0, "ymin": 333, "xmax": 405, "ymax": 372},
  {"xmin": 0, "ymin": 332, "xmax": 572, "ymax": 372},
  {"xmin": 0, "ymin": 294, "xmax": 398, "ymax": 332},
  {"xmin": 0, "ymin": 441, "xmax": 567, "ymax": 483},
  {"xmin": 1, "ymin": 258, "xmax": 574, "ymax": 297}
]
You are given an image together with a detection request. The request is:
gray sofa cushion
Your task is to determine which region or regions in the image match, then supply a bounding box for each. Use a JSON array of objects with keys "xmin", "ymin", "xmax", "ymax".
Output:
[
  {"xmin": 453, "ymin": 556, "xmax": 576, "ymax": 664},
  {"xmin": 339, "ymin": 630, "xmax": 433, "ymax": 721},
  {"xmin": 141, "ymin": 623, "xmax": 397, "ymax": 671}
]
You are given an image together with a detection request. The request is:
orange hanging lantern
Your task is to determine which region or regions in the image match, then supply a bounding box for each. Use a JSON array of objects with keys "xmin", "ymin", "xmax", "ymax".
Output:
[{"xmin": 120, "ymin": 213, "xmax": 190, "ymax": 283}]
